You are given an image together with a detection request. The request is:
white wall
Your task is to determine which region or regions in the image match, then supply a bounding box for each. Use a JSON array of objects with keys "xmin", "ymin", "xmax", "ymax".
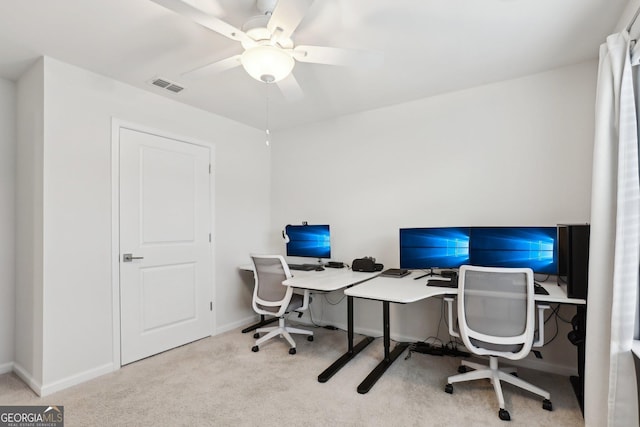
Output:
[
  {"xmin": 15, "ymin": 57, "xmax": 270, "ymax": 395},
  {"xmin": 270, "ymin": 61, "xmax": 597, "ymax": 375},
  {"xmin": 15, "ymin": 60, "xmax": 45, "ymax": 389},
  {"xmin": 0, "ymin": 77, "xmax": 16, "ymax": 373}
]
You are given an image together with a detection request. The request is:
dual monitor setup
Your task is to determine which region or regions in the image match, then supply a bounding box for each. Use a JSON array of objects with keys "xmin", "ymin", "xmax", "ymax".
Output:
[
  {"xmin": 399, "ymin": 226, "xmax": 557, "ymax": 274},
  {"xmin": 283, "ymin": 223, "xmax": 589, "ymax": 298}
]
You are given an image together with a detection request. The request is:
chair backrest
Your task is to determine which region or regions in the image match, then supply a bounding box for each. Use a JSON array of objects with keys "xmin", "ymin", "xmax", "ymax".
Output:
[
  {"xmin": 457, "ymin": 265, "xmax": 535, "ymax": 361},
  {"xmin": 250, "ymin": 255, "xmax": 294, "ymax": 318}
]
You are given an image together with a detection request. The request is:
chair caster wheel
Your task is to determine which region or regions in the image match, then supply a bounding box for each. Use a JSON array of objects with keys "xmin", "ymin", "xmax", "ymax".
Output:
[
  {"xmin": 458, "ymin": 365, "xmax": 468, "ymax": 373},
  {"xmin": 289, "ymin": 348, "xmax": 296, "ymax": 355},
  {"xmin": 542, "ymin": 399, "xmax": 553, "ymax": 411},
  {"xmin": 498, "ymin": 408, "xmax": 510, "ymax": 421},
  {"xmin": 252, "ymin": 346, "xmax": 259, "ymax": 352},
  {"xmin": 444, "ymin": 383, "xmax": 453, "ymax": 394},
  {"xmin": 307, "ymin": 336, "xmax": 314, "ymax": 342},
  {"xmin": 253, "ymin": 333, "xmax": 260, "ymax": 339}
]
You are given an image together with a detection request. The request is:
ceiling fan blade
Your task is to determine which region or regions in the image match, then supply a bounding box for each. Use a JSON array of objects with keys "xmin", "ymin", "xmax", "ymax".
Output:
[
  {"xmin": 293, "ymin": 45, "xmax": 383, "ymax": 68},
  {"xmin": 181, "ymin": 54, "xmax": 242, "ymax": 79},
  {"xmin": 184, "ymin": 0, "xmax": 225, "ymax": 17},
  {"xmin": 267, "ymin": 0, "xmax": 314, "ymax": 41},
  {"xmin": 150, "ymin": 0, "xmax": 254, "ymax": 45},
  {"xmin": 276, "ymin": 73, "xmax": 304, "ymax": 102}
]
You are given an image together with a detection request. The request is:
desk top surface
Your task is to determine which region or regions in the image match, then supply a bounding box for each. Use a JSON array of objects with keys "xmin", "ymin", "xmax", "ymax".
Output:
[
  {"xmin": 238, "ymin": 264, "xmax": 379, "ymax": 292},
  {"xmin": 239, "ymin": 264, "xmax": 586, "ymax": 304},
  {"xmin": 344, "ymin": 270, "xmax": 586, "ymax": 305},
  {"xmin": 283, "ymin": 268, "xmax": 380, "ymax": 291}
]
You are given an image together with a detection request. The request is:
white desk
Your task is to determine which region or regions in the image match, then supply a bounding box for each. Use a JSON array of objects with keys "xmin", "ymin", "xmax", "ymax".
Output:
[
  {"xmin": 283, "ymin": 269, "xmax": 379, "ymax": 292},
  {"xmin": 239, "ymin": 264, "xmax": 377, "ymax": 291},
  {"xmin": 344, "ymin": 271, "xmax": 585, "ymax": 394},
  {"xmin": 284, "ymin": 269, "xmax": 380, "ymax": 382},
  {"xmin": 347, "ymin": 273, "xmax": 585, "ymax": 304},
  {"xmin": 239, "ymin": 263, "xmax": 380, "ymax": 381}
]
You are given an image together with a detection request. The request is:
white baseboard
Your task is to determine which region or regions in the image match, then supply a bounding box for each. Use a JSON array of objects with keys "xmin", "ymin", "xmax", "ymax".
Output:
[
  {"xmin": 0, "ymin": 361, "xmax": 13, "ymax": 375},
  {"xmin": 14, "ymin": 361, "xmax": 117, "ymax": 396},
  {"xmin": 215, "ymin": 315, "xmax": 261, "ymax": 335},
  {"xmin": 37, "ymin": 363, "xmax": 115, "ymax": 397},
  {"xmin": 13, "ymin": 363, "xmax": 43, "ymax": 396}
]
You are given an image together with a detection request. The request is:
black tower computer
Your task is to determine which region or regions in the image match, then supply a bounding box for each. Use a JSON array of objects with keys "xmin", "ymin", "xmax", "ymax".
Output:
[{"xmin": 557, "ymin": 224, "xmax": 590, "ymax": 300}]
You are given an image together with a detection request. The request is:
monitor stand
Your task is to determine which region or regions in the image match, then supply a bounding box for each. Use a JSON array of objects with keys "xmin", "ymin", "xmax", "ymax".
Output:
[{"xmin": 413, "ymin": 267, "xmax": 437, "ymax": 280}]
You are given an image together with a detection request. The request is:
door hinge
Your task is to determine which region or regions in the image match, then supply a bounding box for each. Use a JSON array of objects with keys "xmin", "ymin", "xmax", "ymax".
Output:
[
  {"xmin": 209, "ymin": 233, "xmax": 211, "ymax": 242},
  {"xmin": 210, "ymin": 301, "xmax": 213, "ymax": 311},
  {"xmin": 209, "ymin": 164, "xmax": 211, "ymax": 174}
]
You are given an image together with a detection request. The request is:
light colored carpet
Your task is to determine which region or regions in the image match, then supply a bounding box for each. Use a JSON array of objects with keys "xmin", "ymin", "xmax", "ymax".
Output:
[{"xmin": 0, "ymin": 325, "xmax": 584, "ymax": 426}]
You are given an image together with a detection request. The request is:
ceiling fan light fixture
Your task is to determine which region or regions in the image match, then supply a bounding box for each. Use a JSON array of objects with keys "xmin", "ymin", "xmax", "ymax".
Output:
[{"xmin": 241, "ymin": 45, "xmax": 294, "ymax": 83}]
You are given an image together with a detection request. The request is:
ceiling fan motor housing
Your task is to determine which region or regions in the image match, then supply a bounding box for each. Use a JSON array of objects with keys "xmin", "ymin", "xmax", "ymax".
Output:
[
  {"xmin": 242, "ymin": 14, "xmax": 293, "ymax": 49},
  {"xmin": 256, "ymin": 0, "xmax": 277, "ymax": 15}
]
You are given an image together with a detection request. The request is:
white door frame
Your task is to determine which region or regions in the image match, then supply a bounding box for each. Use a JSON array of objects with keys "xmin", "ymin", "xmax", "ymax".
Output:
[{"xmin": 110, "ymin": 118, "xmax": 216, "ymax": 369}]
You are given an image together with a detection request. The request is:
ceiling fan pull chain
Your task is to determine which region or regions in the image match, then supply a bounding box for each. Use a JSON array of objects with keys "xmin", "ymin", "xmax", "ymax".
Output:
[{"xmin": 265, "ymin": 83, "xmax": 270, "ymax": 146}]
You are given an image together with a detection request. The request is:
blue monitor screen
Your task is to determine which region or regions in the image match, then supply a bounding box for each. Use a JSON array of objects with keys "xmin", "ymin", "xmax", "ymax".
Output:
[
  {"xmin": 399, "ymin": 226, "xmax": 558, "ymax": 274},
  {"xmin": 285, "ymin": 224, "xmax": 331, "ymax": 259},
  {"xmin": 469, "ymin": 227, "xmax": 558, "ymax": 274},
  {"xmin": 400, "ymin": 227, "xmax": 471, "ymax": 269}
]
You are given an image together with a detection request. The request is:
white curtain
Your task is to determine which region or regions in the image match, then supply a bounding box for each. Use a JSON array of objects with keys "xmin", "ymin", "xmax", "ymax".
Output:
[{"xmin": 585, "ymin": 31, "xmax": 640, "ymax": 427}]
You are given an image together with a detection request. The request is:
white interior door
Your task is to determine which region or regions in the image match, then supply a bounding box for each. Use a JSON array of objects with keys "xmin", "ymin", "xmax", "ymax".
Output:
[{"xmin": 119, "ymin": 127, "xmax": 212, "ymax": 365}]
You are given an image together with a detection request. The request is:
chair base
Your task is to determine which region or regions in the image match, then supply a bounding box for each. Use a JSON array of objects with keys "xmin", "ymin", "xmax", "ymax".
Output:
[
  {"xmin": 253, "ymin": 317, "xmax": 313, "ymax": 353},
  {"xmin": 446, "ymin": 356, "xmax": 551, "ymax": 419}
]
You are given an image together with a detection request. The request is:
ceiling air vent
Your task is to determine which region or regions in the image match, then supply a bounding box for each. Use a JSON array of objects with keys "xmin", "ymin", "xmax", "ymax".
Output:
[
  {"xmin": 166, "ymin": 84, "xmax": 184, "ymax": 93},
  {"xmin": 149, "ymin": 78, "xmax": 185, "ymax": 93}
]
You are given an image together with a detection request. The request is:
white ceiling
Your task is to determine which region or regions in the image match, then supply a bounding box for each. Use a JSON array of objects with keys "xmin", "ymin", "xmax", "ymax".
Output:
[{"xmin": 0, "ymin": 0, "xmax": 630, "ymax": 131}]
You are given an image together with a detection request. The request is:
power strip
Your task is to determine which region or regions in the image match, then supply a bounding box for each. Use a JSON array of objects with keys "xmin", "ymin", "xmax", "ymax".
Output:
[
  {"xmin": 409, "ymin": 342, "xmax": 469, "ymax": 357},
  {"xmin": 410, "ymin": 342, "xmax": 443, "ymax": 356}
]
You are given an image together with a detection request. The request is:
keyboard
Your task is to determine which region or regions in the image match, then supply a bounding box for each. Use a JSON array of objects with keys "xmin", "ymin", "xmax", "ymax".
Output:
[{"xmin": 288, "ymin": 263, "xmax": 318, "ymax": 271}]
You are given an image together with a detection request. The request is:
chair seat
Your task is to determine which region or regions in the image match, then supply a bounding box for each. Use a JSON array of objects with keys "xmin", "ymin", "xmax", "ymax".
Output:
[{"xmin": 257, "ymin": 293, "xmax": 304, "ymax": 313}]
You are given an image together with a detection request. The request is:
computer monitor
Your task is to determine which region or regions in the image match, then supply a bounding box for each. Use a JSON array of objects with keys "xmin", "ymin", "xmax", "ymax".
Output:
[
  {"xmin": 469, "ymin": 226, "xmax": 558, "ymax": 274},
  {"xmin": 399, "ymin": 227, "xmax": 471, "ymax": 270},
  {"xmin": 285, "ymin": 224, "xmax": 331, "ymax": 259}
]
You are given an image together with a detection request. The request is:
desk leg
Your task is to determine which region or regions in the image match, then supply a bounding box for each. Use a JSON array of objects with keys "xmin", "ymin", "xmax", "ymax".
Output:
[
  {"xmin": 318, "ymin": 295, "xmax": 375, "ymax": 383},
  {"xmin": 569, "ymin": 305, "xmax": 586, "ymax": 414},
  {"xmin": 357, "ymin": 301, "xmax": 409, "ymax": 394},
  {"xmin": 241, "ymin": 315, "xmax": 278, "ymax": 333}
]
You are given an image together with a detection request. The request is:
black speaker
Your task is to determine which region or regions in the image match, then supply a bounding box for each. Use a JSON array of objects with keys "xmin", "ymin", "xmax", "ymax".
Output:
[{"xmin": 557, "ymin": 224, "xmax": 590, "ymax": 299}]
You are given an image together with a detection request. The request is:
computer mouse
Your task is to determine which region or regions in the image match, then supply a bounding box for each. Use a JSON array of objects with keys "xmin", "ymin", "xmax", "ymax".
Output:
[{"xmin": 315, "ymin": 266, "xmax": 325, "ymax": 271}]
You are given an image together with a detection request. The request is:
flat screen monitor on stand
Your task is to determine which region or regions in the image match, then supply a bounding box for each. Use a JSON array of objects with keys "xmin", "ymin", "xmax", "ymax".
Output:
[
  {"xmin": 469, "ymin": 226, "xmax": 557, "ymax": 275},
  {"xmin": 399, "ymin": 227, "xmax": 471, "ymax": 279},
  {"xmin": 284, "ymin": 224, "xmax": 331, "ymax": 269}
]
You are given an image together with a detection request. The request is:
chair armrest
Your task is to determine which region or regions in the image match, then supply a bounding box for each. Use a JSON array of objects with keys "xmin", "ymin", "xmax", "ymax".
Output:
[
  {"xmin": 444, "ymin": 297, "xmax": 460, "ymax": 338},
  {"xmin": 533, "ymin": 304, "xmax": 551, "ymax": 347}
]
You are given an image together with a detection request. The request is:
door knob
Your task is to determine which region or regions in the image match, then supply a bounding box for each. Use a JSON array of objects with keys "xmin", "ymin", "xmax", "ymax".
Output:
[{"xmin": 123, "ymin": 253, "xmax": 144, "ymax": 262}]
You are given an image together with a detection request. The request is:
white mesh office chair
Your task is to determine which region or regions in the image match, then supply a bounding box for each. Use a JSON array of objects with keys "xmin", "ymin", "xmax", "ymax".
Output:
[
  {"xmin": 250, "ymin": 255, "xmax": 313, "ymax": 355},
  {"xmin": 444, "ymin": 265, "xmax": 552, "ymax": 421}
]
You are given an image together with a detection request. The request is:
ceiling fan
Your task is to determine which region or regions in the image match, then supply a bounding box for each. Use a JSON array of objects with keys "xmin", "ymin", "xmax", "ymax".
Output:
[{"xmin": 150, "ymin": 0, "xmax": 381, "ymax": 99}]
